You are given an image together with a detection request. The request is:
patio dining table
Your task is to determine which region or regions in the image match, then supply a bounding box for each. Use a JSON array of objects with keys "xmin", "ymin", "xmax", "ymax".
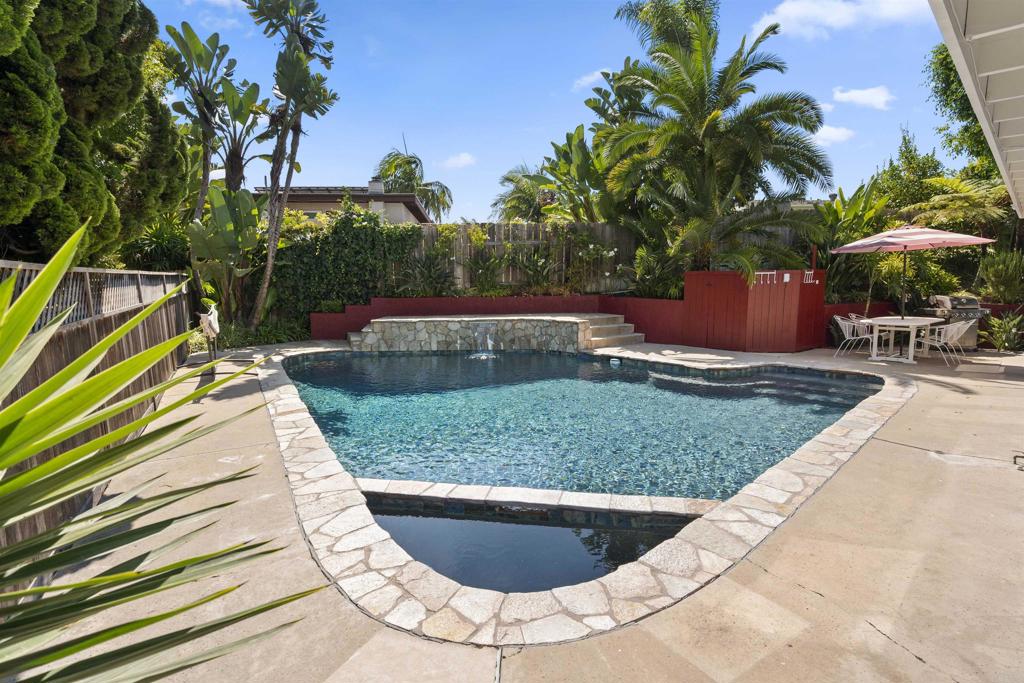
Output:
[{"xmin": 862, "ymin": 316, "xmax": 945, "ymax": 364}]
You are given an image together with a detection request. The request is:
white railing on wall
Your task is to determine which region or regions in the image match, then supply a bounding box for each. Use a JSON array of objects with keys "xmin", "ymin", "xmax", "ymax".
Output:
[{"xmin": 0, "ymin": 260, "xmax": 188, "ymax": 332}]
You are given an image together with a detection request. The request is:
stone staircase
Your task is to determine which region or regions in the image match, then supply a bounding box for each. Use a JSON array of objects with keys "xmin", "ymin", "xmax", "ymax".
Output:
[{"xmin": 583, "ymin": 314, "xmax": 645, "ymax": 349}]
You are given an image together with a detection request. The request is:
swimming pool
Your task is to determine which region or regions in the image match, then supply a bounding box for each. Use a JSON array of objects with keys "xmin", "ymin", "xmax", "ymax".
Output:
[{"xmin": 284, "ymin": 352, "xmax": 881, "ymax": 500}]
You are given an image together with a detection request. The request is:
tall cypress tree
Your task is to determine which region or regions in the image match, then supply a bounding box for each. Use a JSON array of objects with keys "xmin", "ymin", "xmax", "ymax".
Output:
[
  {"xmin": 0, "ymin": 0, "xmax": 183, "ymax": 263},
  {"xmin": 0, "ymin": 29, "xmax": 63, "ymax": 250}
]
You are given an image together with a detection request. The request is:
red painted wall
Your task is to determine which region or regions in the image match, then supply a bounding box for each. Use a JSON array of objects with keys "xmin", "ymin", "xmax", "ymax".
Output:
[
  {"xmin": 311, "ymin": 270, "xmax": 881, "ymax": 354},
  {"xmin": 598, "ymin": 296, "xmax": 688, "ymax": 344}
]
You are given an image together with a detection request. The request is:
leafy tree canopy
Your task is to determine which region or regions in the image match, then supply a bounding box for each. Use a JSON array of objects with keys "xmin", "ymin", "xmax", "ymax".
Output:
[
  {"xmin": 925, "ymin": 44, "xmax": 998, "ymax": 177},
  {"xmin": 875, "ymin": 128, "xmax": 945, "ymax": 211}
]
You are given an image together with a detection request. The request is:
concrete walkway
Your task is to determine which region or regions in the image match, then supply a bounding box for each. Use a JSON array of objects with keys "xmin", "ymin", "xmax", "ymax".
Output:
[{"xmin": 69, "ymin": 345, "xmax": 1024, "ymax": 682}]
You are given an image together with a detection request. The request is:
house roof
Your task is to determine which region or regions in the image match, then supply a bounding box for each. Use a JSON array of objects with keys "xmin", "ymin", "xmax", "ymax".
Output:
[
  {"xmin": 252, "ymin": 186, "xmax": 432, "ymax": 223},
  {"xmin": 928, "ymin": 0, "xmax": 1024, "ymax": 217}
]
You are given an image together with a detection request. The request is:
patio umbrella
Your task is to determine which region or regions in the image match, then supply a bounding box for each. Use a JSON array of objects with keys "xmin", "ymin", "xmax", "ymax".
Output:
[{"xmin": 831, "ymin": 225, "xmax": 994, "ymax": 318}]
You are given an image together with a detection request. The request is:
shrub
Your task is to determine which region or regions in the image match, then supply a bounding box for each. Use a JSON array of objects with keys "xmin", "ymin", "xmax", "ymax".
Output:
[
  {"xmin": 399, "ymin": 252, "xmax": 455, "ymax": 297},
  {"xmin": 273, "ymin": 203, "xmax": 421, "ymax": 316},
  {"xmin": 980, "ymin": 312, "xmax": 1023, "ymax": 352},
  {"xmin": 978, "ymin": 251, "xmax": 1024, "ymax": 303},
  {"xmin": 216, "ymin": 319, "xmax": 311, "ymax": 350},
  {"xmin": 121, "ymin": 219, "xmax": 191, "ymax": 271}
]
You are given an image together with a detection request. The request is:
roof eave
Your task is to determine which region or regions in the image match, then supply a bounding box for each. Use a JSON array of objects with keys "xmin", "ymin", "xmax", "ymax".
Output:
[{"xmin": 929, "ymin": 0, "xmax": 1024, "ymax": 218}]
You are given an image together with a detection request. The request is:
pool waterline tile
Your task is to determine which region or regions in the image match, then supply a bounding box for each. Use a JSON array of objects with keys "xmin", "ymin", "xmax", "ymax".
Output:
[{"xmin": 255, "ymin": 339, "xmax": 914, "ymax": 648}]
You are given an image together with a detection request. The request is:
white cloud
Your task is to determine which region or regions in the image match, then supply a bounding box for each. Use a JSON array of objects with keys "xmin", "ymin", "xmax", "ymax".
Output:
[
  {"xmin": 442, "ymin": 152, "xmax": 477, "ymax": 169},
  {"xmin": 199, "ymin": 12, "xmax": 242, "ymax": 31},
  {"xmin": 753, "ymin": 0, "xmax": 930, "ymax": 40},
  {"xmin": 572, "ymin": 69, "xmax": 609, "ymax": 92},
  {"xmin": 832, "ymin": 85, "xmax": 895, "ymax": 110},
  {"xmin": 820, "ymin": 102, "xmax": 835, "ymax": 112},
  {"xmin": 813, "ymin": 124, "xmax": 855, "ymax": 147}
]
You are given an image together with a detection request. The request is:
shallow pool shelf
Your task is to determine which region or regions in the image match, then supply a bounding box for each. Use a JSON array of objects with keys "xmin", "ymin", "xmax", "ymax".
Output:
[{"xmin": 368, "ymin": 494, "xmax": 690, "ymax": 593}]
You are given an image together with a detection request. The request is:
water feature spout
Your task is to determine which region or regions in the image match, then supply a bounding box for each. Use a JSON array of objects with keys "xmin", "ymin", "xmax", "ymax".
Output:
[{"xmin": 468, "ymin": 321, "xmax": 498, "ymax": 360}]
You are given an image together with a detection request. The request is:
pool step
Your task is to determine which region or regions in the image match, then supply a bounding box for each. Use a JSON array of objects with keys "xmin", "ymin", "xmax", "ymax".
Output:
[{"xmin": 587, "ymin": 320, "xmax": 645, "ymax": 349}]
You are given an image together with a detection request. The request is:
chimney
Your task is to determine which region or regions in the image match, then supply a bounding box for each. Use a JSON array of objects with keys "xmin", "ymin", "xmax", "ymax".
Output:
[{"xmin": 368, "ymin": 175, "xmax": 384, "ymax": 194}]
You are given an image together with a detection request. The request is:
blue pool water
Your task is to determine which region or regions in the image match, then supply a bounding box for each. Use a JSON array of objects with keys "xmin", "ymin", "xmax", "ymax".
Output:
[{"xmin": 284, "ymin": 352, "xmax": 880, "ymax": 500}]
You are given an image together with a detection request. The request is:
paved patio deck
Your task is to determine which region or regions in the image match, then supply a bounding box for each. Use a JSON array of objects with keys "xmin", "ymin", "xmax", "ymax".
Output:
[{"xmin": 65, "ymin": 344, "xmax": 1024, "ymax": 682}]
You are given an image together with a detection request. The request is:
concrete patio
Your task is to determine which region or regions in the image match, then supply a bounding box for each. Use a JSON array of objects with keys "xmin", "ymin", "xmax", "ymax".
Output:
[{"xmin": 67, "ymin": 343, "xmax": 1024, "ymax": 682}]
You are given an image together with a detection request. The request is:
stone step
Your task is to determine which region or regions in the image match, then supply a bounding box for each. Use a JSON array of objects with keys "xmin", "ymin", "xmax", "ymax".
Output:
[
  {"xmin": 347, "ymin": 331, "xmax": 363, "ymax": 344},
  {"xmin": 588, "ymin": 332, "xmax": 646, "ymax": 349},
  {"xmin": 583, "ymin": 314, "xmax": 626, "ymax": 326},
  {"xmin": 589, "ymin": 323, "xmax": 635, "ymax": 337}
]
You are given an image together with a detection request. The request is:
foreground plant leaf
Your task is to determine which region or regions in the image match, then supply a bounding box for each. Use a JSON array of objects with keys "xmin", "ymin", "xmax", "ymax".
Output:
[{"xmin": 0, "ymin": 226, "xmax": 321, "ymax": 680}]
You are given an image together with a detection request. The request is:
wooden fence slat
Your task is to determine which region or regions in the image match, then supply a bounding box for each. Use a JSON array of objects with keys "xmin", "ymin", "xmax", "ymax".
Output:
[{"xmin": 0, "ymin": 261, "xmax": 189, "ymax": 552}]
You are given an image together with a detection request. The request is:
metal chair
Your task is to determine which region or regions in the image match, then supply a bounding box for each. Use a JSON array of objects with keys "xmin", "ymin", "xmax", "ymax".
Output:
[
  {"xmin": 833, "ymin": 315, "xmax": 873, "ymax": 357},
  {"xmin": 916, "ymin": 322, "xmax": 967, "ymax": 366}
]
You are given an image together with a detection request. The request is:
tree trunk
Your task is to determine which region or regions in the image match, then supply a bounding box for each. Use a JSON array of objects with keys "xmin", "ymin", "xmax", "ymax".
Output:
[
  {"xmin": 248, "ymin": 117, "xmax": 292, "ymax": 329},
  {"xmin": 225, "ymin": 145, "xmax": 244, "ymax": 192},
  {"xmin": 187, "ymin": 139, "xmax": 213, "ymax": 315}
]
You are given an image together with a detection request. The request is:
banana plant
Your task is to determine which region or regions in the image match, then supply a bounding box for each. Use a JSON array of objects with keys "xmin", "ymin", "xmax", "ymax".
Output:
[
  {"xmin": 0, "ymin": 227, "xmax": 318, "ymax": 681},
  {"xmin": 541, "ymin": 125, "xmax": 613, "ymax": 223},
  {"xmin": 187, "ymin": 187, "xmax": 264, "ymax": 323},
  {"xmin": 166, "ymin": 22, "xmax": 236, "ymax": 222},
  {"xmin": 247, "ymin": 13, "xmax": 338, "ymax": 329},
  {"xmin": 216, "ymin": 79, "xmax": 270, "ymax": 192}
]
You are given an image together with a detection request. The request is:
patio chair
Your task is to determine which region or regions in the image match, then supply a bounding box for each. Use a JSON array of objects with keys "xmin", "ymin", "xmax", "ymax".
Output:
[
  {"xmin": 833, "ymin": 315, "xmax": 873, "ymax": 357},
  {"xmin": 916, "ymin": 322, "xmax": 967, "ymax": 366}
]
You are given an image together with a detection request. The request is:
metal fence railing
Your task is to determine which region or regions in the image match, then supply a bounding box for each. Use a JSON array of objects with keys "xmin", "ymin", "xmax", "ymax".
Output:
[{"xmin": 0, "ymin": 260, "xmax": 188, "ymax": 332}]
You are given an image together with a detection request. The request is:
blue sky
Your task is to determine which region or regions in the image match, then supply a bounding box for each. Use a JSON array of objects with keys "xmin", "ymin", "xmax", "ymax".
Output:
[{"xmin": 152, "ymin": 0, "xmax": 957, "ymax": 220}]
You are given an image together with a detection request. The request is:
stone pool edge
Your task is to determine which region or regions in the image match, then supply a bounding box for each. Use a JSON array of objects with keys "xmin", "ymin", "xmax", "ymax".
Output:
[{"xmin": 254, "ymin": 342, "xmax": 915, "ymax": 648}]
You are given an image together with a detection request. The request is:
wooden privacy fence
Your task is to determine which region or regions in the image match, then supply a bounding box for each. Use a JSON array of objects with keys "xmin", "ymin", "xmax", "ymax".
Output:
[
  {"xmin": 414, "ymin": 223, "xmax": 635, "ymax": 293},
  {"xmin": 0, "ymin": 261, "xmax": 190, "ymax": 550}
]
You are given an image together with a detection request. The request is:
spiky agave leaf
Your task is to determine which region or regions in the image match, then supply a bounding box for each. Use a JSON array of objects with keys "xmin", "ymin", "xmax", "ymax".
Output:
[{"xmin": 0, "ymin": 227, "xmax": 321, "ymax": 680}]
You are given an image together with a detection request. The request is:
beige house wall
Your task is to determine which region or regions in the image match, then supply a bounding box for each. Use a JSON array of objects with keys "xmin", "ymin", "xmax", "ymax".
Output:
[{"xmin": 284, "ymin": 199, "xmax": 421, "ymax": 224}]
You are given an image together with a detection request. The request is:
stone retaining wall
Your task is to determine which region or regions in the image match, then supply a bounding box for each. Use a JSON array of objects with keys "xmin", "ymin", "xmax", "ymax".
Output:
[{"xmin": 350, "ymin": 315, "xmax": 591, "ymax": 353}]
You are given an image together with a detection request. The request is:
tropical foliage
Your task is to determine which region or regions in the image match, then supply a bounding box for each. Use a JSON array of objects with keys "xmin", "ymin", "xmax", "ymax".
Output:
[
  {"xmin": 272, "ymin": 202, "xmax": 422, "ymax": 316},
  {"xmin": 246, "ymin": 0, "xmax": 338, "ymax": 327},
  {"xmin": 811, "ymin": 180, "xmax": 890, "ymax": 303},
  {"xmin": 978, "ymin": 251, "xmax": 1024, "ymax": 304},
  {"xmin": 490, "ymin": 165, "xmax": 550, "ymax": 222},
  {"xmin": 375, "ymin": 149, "xmax": 453, "ymax": 222},
  {"xmin": 0, "ymin": 228, "xmax": 317, "ymax": 680},
  {"xmin": 903, "ymin": 177, "xmax": 1012, "ymax": 241},
  {"xmin": 187, "ymin": 187, "xmax": 265, "ymax": 322},
  {"xmin": 875, "ymin": 129, "xmax": 945, "ymax": 211},
  {"xmin": 491, "ymin": 4, "xmax": 832, "ymax": 296},
  {"xmin": 980, "ymin": 311, "xmax": 1023, "ymax": 352}
]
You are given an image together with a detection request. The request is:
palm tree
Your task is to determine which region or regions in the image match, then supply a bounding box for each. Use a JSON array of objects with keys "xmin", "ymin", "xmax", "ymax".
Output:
[
  {"xmin": 376, "ymin": 149, "xmax": 453, "ymax": 221},
  {"xmin": 673, "ymin": 191, "xmax": 822, "ymax": 282},
  {"xmin": 490, "ymin": 164, "xmax": 551, "ymax": 222},
  {"xmin": 614, "ymin": 0, "xmax": 719, "ymax": 50},
  {"xmin": 600, "ymin": 13, "xmax": 831, "ymax": 207}
]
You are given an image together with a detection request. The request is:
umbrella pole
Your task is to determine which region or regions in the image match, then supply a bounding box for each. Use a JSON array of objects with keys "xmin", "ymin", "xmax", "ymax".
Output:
[{"xmin": 900, "ymin": 247, "xmax": 907, "ymax": 319}]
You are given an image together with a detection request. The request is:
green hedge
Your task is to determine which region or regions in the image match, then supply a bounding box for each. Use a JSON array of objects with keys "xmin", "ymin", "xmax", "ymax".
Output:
[{"xmin": 272, "ymin": 204, "xmax": 422, "ymax": 317}]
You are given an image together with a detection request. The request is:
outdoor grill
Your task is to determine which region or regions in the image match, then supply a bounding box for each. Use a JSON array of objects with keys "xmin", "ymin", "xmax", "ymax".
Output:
[{"xmin": 917, "ymin": 295, "xmax": 990, "ymax": 350}]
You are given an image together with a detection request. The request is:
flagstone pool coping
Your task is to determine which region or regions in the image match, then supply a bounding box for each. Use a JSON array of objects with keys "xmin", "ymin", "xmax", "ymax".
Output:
[{"xmin": 256, "ymin": 341, "xmax": 915, "ymax": 647}]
